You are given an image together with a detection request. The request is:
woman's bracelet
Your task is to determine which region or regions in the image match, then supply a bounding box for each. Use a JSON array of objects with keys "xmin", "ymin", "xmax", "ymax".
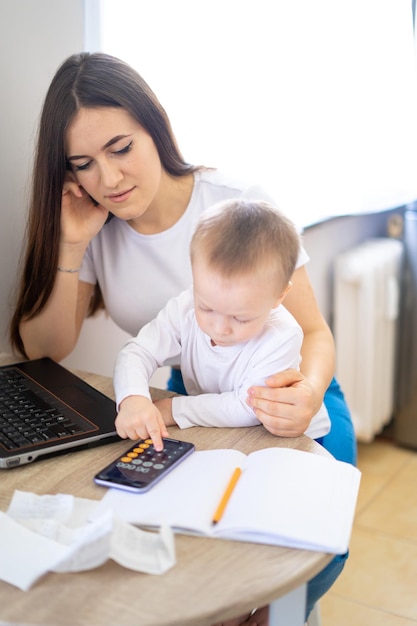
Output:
[{"xmin": 57, "ymin": 266, "xmax": 82, "ymax": 273}]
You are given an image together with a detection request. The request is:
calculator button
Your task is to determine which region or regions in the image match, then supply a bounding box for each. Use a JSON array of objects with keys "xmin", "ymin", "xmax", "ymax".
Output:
[
  {"xmin": 127, "ymin": 452, "xmax": 138, "ymax": 458},
  {"xmin": 133, "ymin": 447, "xmax": 145, "ymax": 454},
  {"xmin": 139, "ymin": 443, "xmax": 150, "ymax": 449},
  {"xmin": 153, "ymin": 464, "xmax": 164, "ymax": 470},
  {"xmin": 121, "ymin": 456, "xmax": 132, "ymax": 463},
  {"xmin": 142, "ymin": 461, "xmax": 153, "ymax": 467}
]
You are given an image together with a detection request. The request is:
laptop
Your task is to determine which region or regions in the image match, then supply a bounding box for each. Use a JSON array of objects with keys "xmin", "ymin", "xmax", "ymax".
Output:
[{"xmin": 0, "ymin": 358, "xmax": 119, "ymax": 469}]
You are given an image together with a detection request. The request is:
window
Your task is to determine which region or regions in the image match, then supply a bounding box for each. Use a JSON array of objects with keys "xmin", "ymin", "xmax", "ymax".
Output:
[{"xmin": 87, "ymin": 0, "xmax": 417, "ymax": 227}]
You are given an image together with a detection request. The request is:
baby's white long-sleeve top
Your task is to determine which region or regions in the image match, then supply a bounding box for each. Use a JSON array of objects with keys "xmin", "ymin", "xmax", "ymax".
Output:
[{"xmin": 114, "ymin": 288, "xmax": 330, "ymax": 440}]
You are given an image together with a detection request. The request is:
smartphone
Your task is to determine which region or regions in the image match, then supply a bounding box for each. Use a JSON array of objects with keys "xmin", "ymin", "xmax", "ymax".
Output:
[{"xmin": 94, "ymin": 437, "xmax": 195, "ymax": 493}]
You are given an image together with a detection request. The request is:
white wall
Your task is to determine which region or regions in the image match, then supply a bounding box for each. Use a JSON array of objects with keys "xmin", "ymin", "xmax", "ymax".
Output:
[
  {"xmin": 0, "ymin": 0, "xmax": 85, "ymax": 351},
  {"xmin": 0, "ymin": 0, "xmax": 403, "ymax": 385}
]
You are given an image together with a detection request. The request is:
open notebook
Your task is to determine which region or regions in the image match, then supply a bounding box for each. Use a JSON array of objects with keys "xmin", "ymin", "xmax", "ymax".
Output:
[
  {"xmin": 0, "ymin": 358, "xmax": 118, "ymax": 469},
  {"xmin": 95, "ymin": 447, "xmax": 361, "ymax": 554}
]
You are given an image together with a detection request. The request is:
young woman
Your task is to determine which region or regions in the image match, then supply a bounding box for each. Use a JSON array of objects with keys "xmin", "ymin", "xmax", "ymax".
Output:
[{"xmin": 10, "ymin": 52, "xmax": 356, "ymax": 623}]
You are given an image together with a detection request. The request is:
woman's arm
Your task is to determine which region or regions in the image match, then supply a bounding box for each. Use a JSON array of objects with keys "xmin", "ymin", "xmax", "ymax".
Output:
[
  {"xmin": 19, "ymin": 277, "xmax": 94, "ymax": 362},
  {"xmin": 18, "ymin": 179, "xmax": 108, "ymax": 361},
  {"xmin": 284, "ymin": 265, "xmax": 335, "ymax": 397},
  {"xmin": 246, "ymin": 265, "xmax": 335, "ymax": 436}
]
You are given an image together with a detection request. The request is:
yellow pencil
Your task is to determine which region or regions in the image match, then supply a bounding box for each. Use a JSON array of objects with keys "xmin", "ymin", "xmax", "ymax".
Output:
[{"xmin": 212, "ymin": 467, "xmax": 242, "ymax": 525}]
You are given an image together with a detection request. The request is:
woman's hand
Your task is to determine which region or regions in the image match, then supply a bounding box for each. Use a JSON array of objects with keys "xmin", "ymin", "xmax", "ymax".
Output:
[
  {"xmin": 61, "ymin": 175, "xmax": 109, "ymax": 247},
  {"xmin": 246, "ymin": 369, "xmax": 321, "ymax": 437}
]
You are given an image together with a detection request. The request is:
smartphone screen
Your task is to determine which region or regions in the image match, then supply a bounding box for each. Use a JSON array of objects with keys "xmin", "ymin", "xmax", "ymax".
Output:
[{"xmin": 94, "ymin": 437, "xmax": 195, "ymax": 493}]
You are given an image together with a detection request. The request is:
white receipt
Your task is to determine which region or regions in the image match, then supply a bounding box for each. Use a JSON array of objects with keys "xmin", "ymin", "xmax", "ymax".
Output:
[{"xmin": 0, "ymin": 490, "xmax": 175, "ymax": 591}]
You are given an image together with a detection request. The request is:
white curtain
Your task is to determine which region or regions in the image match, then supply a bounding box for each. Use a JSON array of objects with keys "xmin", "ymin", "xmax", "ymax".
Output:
[{"xmin": 95, "ymin": 0, "xmax": 417, "ymax": 226}]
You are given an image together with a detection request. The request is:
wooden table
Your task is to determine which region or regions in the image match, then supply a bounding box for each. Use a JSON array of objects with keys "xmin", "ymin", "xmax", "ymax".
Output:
[{"xmin": 0, "ymin": 355, "xmax": 332, "ymax": 626}]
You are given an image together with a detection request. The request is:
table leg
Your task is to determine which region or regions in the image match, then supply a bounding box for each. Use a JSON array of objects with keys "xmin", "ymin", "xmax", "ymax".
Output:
[{"xmin": 268, "ymin": 583, "xmax": 306, "ymax": 626}]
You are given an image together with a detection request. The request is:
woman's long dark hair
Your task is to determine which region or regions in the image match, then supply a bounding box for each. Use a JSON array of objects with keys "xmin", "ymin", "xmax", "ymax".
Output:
[{"xmin": 10, "ymin": 52, "xmax": 199, "ymax": 356}]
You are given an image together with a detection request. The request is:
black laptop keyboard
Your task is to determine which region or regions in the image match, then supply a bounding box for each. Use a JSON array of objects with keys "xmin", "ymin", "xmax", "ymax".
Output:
[{"xmin": 0, "ymin": 368, "xmax": 92, "ymax": 451}]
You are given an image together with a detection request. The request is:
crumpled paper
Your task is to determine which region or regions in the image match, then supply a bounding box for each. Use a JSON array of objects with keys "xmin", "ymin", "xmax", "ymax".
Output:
[{"xmin": 0, "ymin": 490, "xmax": 175, "ymax": 591}]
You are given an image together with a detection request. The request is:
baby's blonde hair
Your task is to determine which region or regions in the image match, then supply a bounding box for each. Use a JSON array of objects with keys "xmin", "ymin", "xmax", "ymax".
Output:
[{"xmin": 190, "ymin": 199, "xmax": 300, "ymax": 289}]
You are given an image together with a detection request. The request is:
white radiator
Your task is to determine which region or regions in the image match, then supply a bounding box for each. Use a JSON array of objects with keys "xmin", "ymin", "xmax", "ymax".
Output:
[{"xmin": 333, "ymin": 238, "xmax": 403, "ymax": 442}]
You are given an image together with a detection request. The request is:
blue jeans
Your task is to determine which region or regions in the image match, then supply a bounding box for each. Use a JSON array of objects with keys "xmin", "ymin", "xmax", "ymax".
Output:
[
  {"xmin": 167, "ymin": 370, "xmax": 357, "ymax": 619},
  {"xmin": 305, "ymin": 377, "xmax": 356, "ymax": 617}
]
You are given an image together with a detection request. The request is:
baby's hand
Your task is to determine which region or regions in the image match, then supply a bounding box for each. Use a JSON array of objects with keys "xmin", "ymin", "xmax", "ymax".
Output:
[{"xmin": 115, "ymin": 395, "xmax": 169, "ymax": 451}]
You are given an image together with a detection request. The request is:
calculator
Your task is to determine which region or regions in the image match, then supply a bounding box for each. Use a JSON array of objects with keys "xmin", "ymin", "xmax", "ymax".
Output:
[{"xmin": 94, "ymin": 437, "xmax": 195, "ymax": 493}]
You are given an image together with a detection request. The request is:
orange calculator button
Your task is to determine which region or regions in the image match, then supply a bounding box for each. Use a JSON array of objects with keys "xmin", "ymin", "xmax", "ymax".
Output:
[{"xmin": 121, "ymin": 456, "xmax": 133, "ymax": 463}]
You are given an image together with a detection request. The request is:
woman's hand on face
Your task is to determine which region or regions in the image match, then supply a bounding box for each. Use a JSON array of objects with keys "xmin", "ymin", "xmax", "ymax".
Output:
[
  {"xmin": 246, "ymin": 369, "xmax": 320, "ymax": 437},
  {"xmin": 61, "ymin": 175, "xmax": 109, "ymax": 246}
]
